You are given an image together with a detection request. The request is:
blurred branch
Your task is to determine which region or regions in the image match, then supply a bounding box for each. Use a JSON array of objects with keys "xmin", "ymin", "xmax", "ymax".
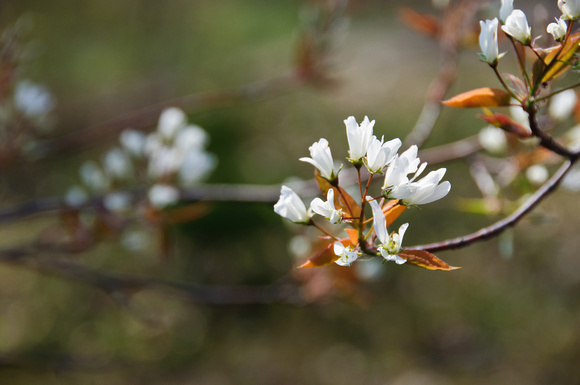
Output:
[
  {"xmin": 35, "ymin": 74, "xmax": 304, "ymax": 157},
  {"xmin": 407, "ymin": 159, "xmax": 576, "ymax": 252},
  {"xmin": 0, "ymin": 247, "xmax": 303, "ymax": 305},
  {"xmin": 0, "ymin": 137, "xmax": 481, "ymax": 225},
  {"xmin": 403, "ymin": 0, "xmax": 483, "ymax": 148}
]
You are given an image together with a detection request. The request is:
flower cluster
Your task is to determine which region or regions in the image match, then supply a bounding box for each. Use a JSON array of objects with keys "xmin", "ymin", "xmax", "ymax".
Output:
[
  {"xmin": 275, "ymin": 116, "xmax": 454, "ymax": 270},
  {"xmin": 0, "ymin": 24, "xmax": 56, "ymax": 165},
  {"xmin": 65, "ymin": 107, "xmax": 217, "ymax": 211},
  {"xmin": 479, "ymin": 0, "xmax": 580, "ymax": 67}
]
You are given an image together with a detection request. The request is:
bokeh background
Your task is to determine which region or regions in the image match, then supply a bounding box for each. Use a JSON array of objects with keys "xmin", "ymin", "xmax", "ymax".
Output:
[{"xmin": 1, "ymin": 0, "xmax": 580, "ymax": 384}]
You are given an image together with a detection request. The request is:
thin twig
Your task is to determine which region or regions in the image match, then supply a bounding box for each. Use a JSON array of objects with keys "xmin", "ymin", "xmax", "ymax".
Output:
[
  {"xmin": 0, "ymin": 247, "xmax": 303, "ymax": 305},
  {"xmin": 406, "ymin": 159, "xmax": 576, "ymax": 252}
]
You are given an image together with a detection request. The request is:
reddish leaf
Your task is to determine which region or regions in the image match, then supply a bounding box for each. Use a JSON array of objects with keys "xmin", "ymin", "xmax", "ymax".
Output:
[
  {"xmin": 398, "ymin": 249, "xmax": 460, "ymax": 271},
  {"xmin": 442, "ymin": 88, "xmax": 511, "ymax": 108},
  {"xmin": 399, "ymin": 7, "xmax": 440, "ymax": 38},
  {"xmin": 478, "ymin": 113, "xmax": 532, "ymax": 138},
  {"xmin": 298, "ymin": 238, "xmax": 351, "ymax": 268}
]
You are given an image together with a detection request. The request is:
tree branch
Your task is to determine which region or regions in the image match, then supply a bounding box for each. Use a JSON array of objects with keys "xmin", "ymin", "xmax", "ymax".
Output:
[
  {"xmin": 406, "ymin": 159, "xmax": 576, "ymax": 252},
  {"xmin": 0, "ymin": 247, "xmax": 303, "ymax": 305}
]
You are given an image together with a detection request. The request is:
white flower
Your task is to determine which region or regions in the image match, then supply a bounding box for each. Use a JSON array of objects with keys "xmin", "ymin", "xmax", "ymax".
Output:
[
  {"xmin": 344, "ymin": 116, "xmax": 374, "ymax": 163},
  {"xmin": 310, "ymin": 189, "xmax": 342, "ymax": 224},
  {"xmin": 526, "ymin": 165, "xmax": 549, "ymax": 185},
  {"xmin": 382, "ymin": 145, "xmax": 423, "ymax": 190},
  {"xmin": 175, "ymin": 125, "xmax": 208, "ymax": 151},
  {"xmin": 179, "ymin": 149, "xmax": 217, "ymax": 186},
  {"xmin": 80, "ymin": 161, "xmax": 109, "ymax": 192},
  {"xmin": 274, "ymin": 185, "xmax": 311, "ymax": 224},
  {"xmin": 120, "ymin": 129, "xmax": 146, "ymax": 157},
  {"xmin": 501, "ymin": 10, "xmax": 532, "ymax": 45},
  {"xmin": 560, "ymin": 0, "xmax": 580, "ymax": 20},
  {"xmin": 103, "ymin": 192, "xmax": 132, "ymax": 212},
  {"xmin": 333, "ymin": 242, "xmax": 360, "ymax": 266},
  {"xmin": 478, "ymin": 126, "xmax": 508, "ymax": 154},
  {"xmin": 299, "ymin": 138, "xmax": 341, "ymax": 181},
  {"xmin": 479, "ymin": 18, "xmax": 504, "ymax": 65},
  {"xmin": 103, "ymin": 148, "xmax": 132, "ymax": 180},
  {"xmin": 387, "ymin": 168, "xmax": 451, "ymax": 206},
  {"xmin": 547, "ymin": 17, "xmax": 568, "ymax": 41},
  {"xmin": 148, "ymin": 184, "xmax": 180, "ymax": 208},
  {"xmin": 14, "ymin": 80, "xmax": 55, "ymax": 118},
  {"xmin": 510, "ymin": 102, "xmax": 530, "ymax": 130},
  {"xmin": 369, "ymin": 199, "xmax": 407, "ymax": 264},
  {"xmin": 158, "ymin": 107, "xmax": 187, "ymax": 140},
  {"xmin": 365, "ymin": 136, "xmax": 401, "ymax": 174},
  {"xmin": 147, "ymin": 146, "xmax": 182, "ymax": 179},
  {"xmin": 65, "ymin": 185, "xmax": 88, "ymax": 207},
  {"xmin": 549, "ymin": 89, "xmax": 578, "ymax": 121},
  {"xmin": 499, "ymin": 0, "xmax": 514, "ymax": 23},
  {"xmin": 562, "ymin": 164, "xmax": 580, "ymax": 191}
]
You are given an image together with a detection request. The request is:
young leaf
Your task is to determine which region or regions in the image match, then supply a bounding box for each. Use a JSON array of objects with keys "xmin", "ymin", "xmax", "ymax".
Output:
[
  {"xmin": 345, "ymin": 228, "xmax": 359, "ymax": 245},
  {"xmin": 298, "ymin": 239, "xmax": 350, "ymax": 268},
  {"xmin": 384, "ymin": 202, "xmax": 407, "ymax": 225},
  {"xmin": 398, "ymin": 7, "xmax": 440, "ymax": 38},
  {"xmin": 540, "ymin": 33, "xmax": 580, "ymax": 83},
  {"xmin": 398, "ymin": 249, "xmax": 460, "ymax": 271},
  {"xmin": 478, "ymin": 112, "xmax": 532, "ymax": 138},
  {"xmin": 442, "ymin": 88, "xmax": 511, "ymax": 108}
]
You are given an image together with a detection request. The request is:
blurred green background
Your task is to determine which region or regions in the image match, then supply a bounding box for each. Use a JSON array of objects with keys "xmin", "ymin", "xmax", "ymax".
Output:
[{"xmin": 1, "ymin": 0, "xmax": 580, "ymax": 384}]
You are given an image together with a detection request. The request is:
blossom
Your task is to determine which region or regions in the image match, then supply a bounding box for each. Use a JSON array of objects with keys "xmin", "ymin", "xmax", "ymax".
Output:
[
  {"xmin": 148, "ymin": 184, "xmax": 180, "ymax": 208},
  {"xmin": 14, "ymin": 80, "xmax": 55, "ymax": 118},
  {"xmin": 478, "ymin": 18, "xmax": 503, "ymax": 65},
  {"xmin": 499, "ymin": 0, "xmax": 514, "ymax": 23},
  {"xmin": 548, "ymin": 89, "xmax": 578, "ymax": 121},
  {"xmin": 274, "ymin": 185, "xmax": 311, "ymax": 224},
  {"xmin": 179, "ymin": 149, "xmax": 217, "ymax": 186},
  {"xmin": 344, "ymin": 116, "xmax": 374, "ymax": 163},
  {"xmin": 299, "ymin": 138, "xmax": 341, "ymax": 181},
  {"xmin": 158, "ymin": 107, "xmax": 187, "ymax": 140},
  {"xmin": 560, "ymin": 0, "xmax": 580, "ymax": 20},
  {"xmin": 501, "ymin": 10, "xmax": 532, "ymax": 45},
  {"xmin": 333, "ymin": 242, "xmax": 361, "ymax": 266},
  {"xmin": 478, "ymin": 126, "xmax": 508, "ymax": 154},
  {"xmin": 310, "ymin": 189, "xmax": 342, "ymax": 224},
  {"xmin": 547, "ymin": 17, "xmax": 568, "ymax": 41},
  {"xmin": 382, "ymin": 145, "xmax": 423, "ymax": 190},
  {"xmin": 80, "ymin": 161, "xmax": 109, "ymax": 192},
  {"xmin": 120, "ymin": 129, "xmax": 146, "ymax": 157},
  {"xmin": 103, "ymin": 148, "xmax": 132, "ymax": 180},
  {"xmin": 368, "ymin": 199, "xmax": 407, "ymax": 264},
  {"xmin": 526, "ymin": 165, "xmax": 549, "ymax": 185},
  {"xmin": 65, "ymin": 185, "xmax": 88, "ymax": 207},
  {"xmin": 103, "ymin": 191, "xmax": 132, "ymax": 212},
  {"xmin": 365, "ymin": 136, "xmax": 401, "ymax": 174},
  {"xmin": 388, "ymin": 168, "xmax": 451, "ymax": 206}
]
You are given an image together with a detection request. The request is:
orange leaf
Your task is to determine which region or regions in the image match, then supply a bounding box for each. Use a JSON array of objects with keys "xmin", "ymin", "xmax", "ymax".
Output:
[
  {"xmin": 478, "ymin": 113, "xmax": 532, "ymax": 138},
  {"xmin": 345, "ymin": 228, "xmax": 359, "ymax": 246},
  {"xmin": 298, "ymin": 238, "xmax": 350, "ymax": 268},
  {"xmin": 384, "ymin": 203, "xmax": 407, "ymax": 225},
  {"xmin": 398, "ymin": 249, "xmax": 460, "ymax": 271},
  {"xmin": 540, "ymin": 33, "xmax": 580, "ymax": 83},
  {"xmin": 398, "ymin": 7, "xmax": 440, "ymax": 38},
  {"xmin": 442, "ymin": 88, "xmax": 511, "ymax": 108}
]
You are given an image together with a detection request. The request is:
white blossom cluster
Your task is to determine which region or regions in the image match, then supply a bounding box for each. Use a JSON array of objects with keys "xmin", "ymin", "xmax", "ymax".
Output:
[
  {"xmin": 274, "ymin": 116, "xmax": 450, "ymax": 266},
  {"xmin": 478, "ymin": 0, "xmax": 580, "ymax": 65},
  {"xmin": 65, "ymin": 107, "xmax": 217, "ymax": 211}
]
